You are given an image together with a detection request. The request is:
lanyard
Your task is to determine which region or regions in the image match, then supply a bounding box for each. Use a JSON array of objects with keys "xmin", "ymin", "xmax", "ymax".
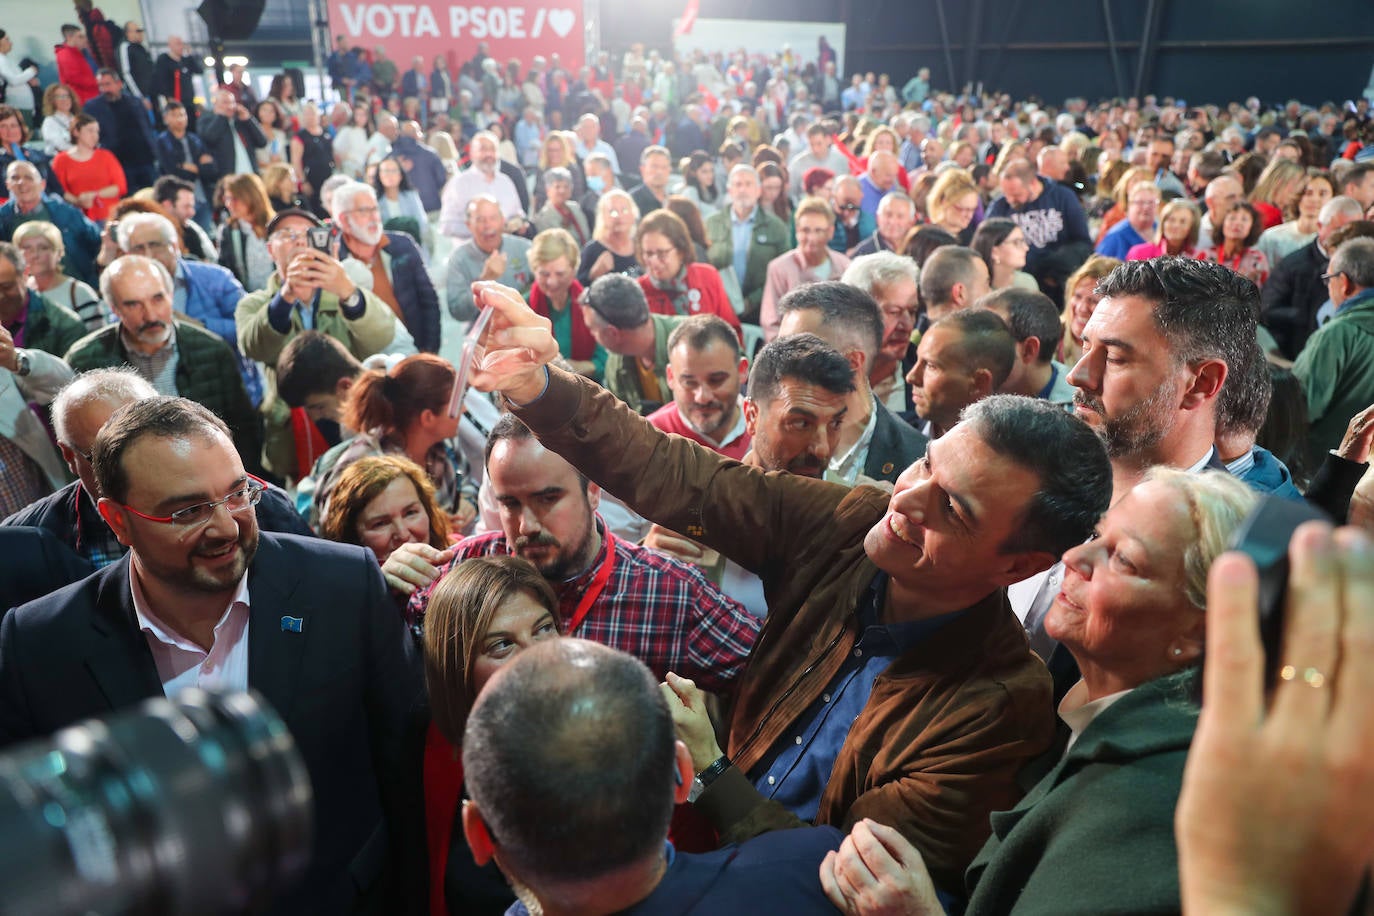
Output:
[{"xmin": 564, "ymin": 532, "xmax": 617, "ymax": 633}]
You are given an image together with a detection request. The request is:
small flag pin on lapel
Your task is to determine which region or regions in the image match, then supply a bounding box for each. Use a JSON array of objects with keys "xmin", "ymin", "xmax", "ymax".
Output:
[{"xmin": 281, "ymin": 616, "xmax": 304, "ymax": 633}]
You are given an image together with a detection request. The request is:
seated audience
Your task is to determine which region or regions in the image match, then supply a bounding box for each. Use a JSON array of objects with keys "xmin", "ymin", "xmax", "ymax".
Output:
[
  {"xmin": 217, "ymin": 172, "xmax": 277, "ymax": 292},
  {"xmin": 439, "ymin": 131, "xmax": 526, "ymax": 239},
  {"xmin": 1256, "ymin": 169, "xmax": 1334, "ymax": 267},
  {"xmin": 579, "ymin": 188, "xmax": 643, "ymax": 287},
  {"xmin": 0, "ymin": 305, "xmax": 73, "ymax": 518},
  {"xmin": 0, "ymin": 242, "xmax": 86, "ymax": 360},
  {"xmin": 372, "ymin": 156, "xmax": 432, "ymax": 255},
  {"xmin": 925, "ymin": 168, "xmax": 981, "ymax": 243},
  {"xmin": 987, "ymin": 159, "xmax": 1092, "ymax": 297},
  {"xmin": 1202, "ymin": 200, "xmax": 1271, "ymax": 289},
  {"xmin": 852, "ymin": 191, "xmax": 918, "ymax": 257},
  {"xmin": 1, "ymin": 160, "xmax": 102, "ymax": 286},
  {"xmin": 704, "ymin": 165, "xmax": 790, "ymax": 325},
  {"xmin": 1261, "ymin": 198, "xmax": 1365, "ymax": 358},
  {"xmin": 1057, "ymin": 254, "xmax": 1120, "ymax": 367},
  {"xmin": 529, "ymin": 166, "xmax": 590, "ymax": 245},
  {"xmin": 1095, "ymin": 181, "xmax": 1160, "ymax": 260},
  {"xmin": 52, "ymin": 114, "xmax": 126, "ymax": 224}
]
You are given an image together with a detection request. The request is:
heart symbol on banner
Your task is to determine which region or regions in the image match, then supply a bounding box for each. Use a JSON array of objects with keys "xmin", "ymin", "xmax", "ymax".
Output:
[{"xmin": 547, "ymin": 8, "xmax": 575, "ymax": 37}]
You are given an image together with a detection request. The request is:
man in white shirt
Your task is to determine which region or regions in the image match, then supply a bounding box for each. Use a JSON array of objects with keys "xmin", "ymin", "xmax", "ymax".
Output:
[
  {"xmin": 438, "ymin": 131, "xmax": 526, "ymax": 239},
  {"xmin": 574, "ymin": 113, "xmax": 621, "ymax": 175}
]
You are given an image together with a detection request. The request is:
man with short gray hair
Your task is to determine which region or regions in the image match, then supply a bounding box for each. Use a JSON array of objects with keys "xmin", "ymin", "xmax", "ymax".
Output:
[
  {"xmin": 852, "ymin": 191, "xmax": 916, "ymax": 257},
  {"xmin": 439, "ymin": 130, "xmax": 527, "ymax": 239},
  {"xmin": 65, "ymin": 255, "xmax": 261, "ymax": 470},
  {"xmin": 446, "ymin": 195, "xmax": 532, "ymax": 321},
  {"xmin": 1262, "ymin": 195, "xmax": 1366, "ymax": 358},
  {"xmin": 1294, "ymin": 237, "xmax": 1374, "ymax": 456},
  {"xmin": 842, "ymin": 251, "xmax": 920, "ymax": 412},
  {"xmin": 704, "ymin": 164, "xmax": 790, "ymax": 324}
]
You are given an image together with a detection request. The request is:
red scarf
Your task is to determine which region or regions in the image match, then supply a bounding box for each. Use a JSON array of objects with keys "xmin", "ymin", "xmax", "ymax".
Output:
[{"xmin": 529, "ymin": 279, "xmax": 595, "ymax": 361}]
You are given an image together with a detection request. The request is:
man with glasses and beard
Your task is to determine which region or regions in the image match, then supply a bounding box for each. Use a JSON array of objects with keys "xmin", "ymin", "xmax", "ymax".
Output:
[
  {"xmin": 64, "ymin": 255, "xmax": 262, "ymax": 472},
  {"xmin": 0, "ymin": 396, "xmax": 427, "ymax": 915},
  {"xmin": 400, "ymin": 412, "xmax": 760, "ymax": 693}
]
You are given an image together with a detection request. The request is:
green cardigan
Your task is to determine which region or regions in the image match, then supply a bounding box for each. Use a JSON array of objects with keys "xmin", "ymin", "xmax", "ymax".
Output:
[{"xmin": 963, "ymin": 669, "xmax": 1200, "ymax": 915}]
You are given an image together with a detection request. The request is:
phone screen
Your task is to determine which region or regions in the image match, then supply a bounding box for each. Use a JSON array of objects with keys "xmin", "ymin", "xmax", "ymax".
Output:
[{"xmin": 449, "ymin": 306, "xmax": 494, "ymax": 418}]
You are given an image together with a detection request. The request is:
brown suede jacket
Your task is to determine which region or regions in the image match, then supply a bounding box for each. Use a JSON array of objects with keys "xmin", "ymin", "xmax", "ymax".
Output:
[{"xmin": 515, "ymin": 367, "xmax": 1055, "ymax": 894}]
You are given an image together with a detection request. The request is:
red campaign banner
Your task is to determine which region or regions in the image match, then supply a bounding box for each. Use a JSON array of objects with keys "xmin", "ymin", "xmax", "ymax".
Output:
[{"xmin": 328, "ymin": 0, "xmax": 585, "ymax": 74}]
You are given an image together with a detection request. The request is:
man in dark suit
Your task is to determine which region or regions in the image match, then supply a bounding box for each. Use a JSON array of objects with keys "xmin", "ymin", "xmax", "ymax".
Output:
[
  {"xmin": 1259, "ymin": 196, "xmax": 1364, "ymax": 359},
  {"xmin": 197, "ymin": 89, "xmax": 267, "ymax": 180},
  {"xmin": 0, "ymin": 397, "xmax": 424, "ymax": 915},
  {"xmin": 776, "ymin": 281, "xmax": 927, "ymax": 485},
  {"xmin": 705, "ymin": 165, "xmax": 790, "ymax": 325},
  {"xmin": 0, "ymin": 526, "xmax": 93, "ymax": 610}
]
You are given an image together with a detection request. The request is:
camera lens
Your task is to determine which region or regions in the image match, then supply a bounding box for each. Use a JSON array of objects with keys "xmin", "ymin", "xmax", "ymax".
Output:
[{"xmin": 0, "ymin": 689, "xmax": 312, "ymax": 916}]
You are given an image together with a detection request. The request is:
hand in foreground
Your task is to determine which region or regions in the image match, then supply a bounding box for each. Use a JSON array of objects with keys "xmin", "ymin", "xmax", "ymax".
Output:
[
  {"xmin": 819, "ymin": 819, "xmax": 943, "ymax": 916},
  {"xmin": 381, "ymin": 542, "xmax": 455, "ymax": 596},
  {"xmin": 1176, "ymin": 522, "xmax": 1374, "ymax": 915},
  {"xmin": 644, "ymin": 524, "xmax": 705, "ymax": 564},
  {"xmin": 466, "ymin": 281, "xmax": 560, "ymax": 404},
  {"xmin": 659, "ymin": 672, "xmax": 723, "ymax": 773},
  {"xmin": 1336, "ymin": 403, "xmax": 1374, "ymax": 464}
]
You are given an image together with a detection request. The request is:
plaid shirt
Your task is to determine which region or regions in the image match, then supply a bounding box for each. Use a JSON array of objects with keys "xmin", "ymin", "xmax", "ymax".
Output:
[{"xmin": 407, "ymin": 517, "xmax": 760, "ymax": 694}]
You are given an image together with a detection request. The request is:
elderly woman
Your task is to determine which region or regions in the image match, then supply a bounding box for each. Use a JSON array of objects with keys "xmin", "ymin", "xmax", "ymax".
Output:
[
  {"xmin": 1127, "ymin": 199, "xmax": 1204, "ymax": 261},
  {"xmin": 577, "ymin": 188, "xmax": 642, "ymax": 287},
  {"xmin": 528, "ymin": 228, "xmax": 605, "ymax": 379},
  {"xmin": 1058, "ymin": 254, "xmax": 1120, "ymax": 367},
  {"xmin": 13, "ymin": 220, "xmax": 107, "ymax": 331},
  {"xmin": 421, "ymin": 555, "xmax": 561, "ymax": 916},
  {"xmin": 530, "ymin": 166, "xmax": 590, "ymax": 246},
  {"xmin": 636, "ymin": 209, "xmax": 742, "ymax": 332},
  {"xmin": 819, "ymin": 468, "xmax": 1258, "ymax": 915},
  {"xmin": 321, "ymin": 455, "xmax": 452, "ymax": 596}
]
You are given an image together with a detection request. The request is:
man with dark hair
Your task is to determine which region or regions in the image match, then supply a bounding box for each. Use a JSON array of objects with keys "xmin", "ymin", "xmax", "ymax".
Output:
[
  {"xmin": 153, "ymin": 35, "xmax": 204, "ymax": 132},
  {"xmin": 787, "ymin": 122, "xmax": 851, "ymax": 197},
  {"xmin": 404, "ymin": 413, "xmax": 760, "ymax": 692},
  {"xmin": 154, "ymin": 102, "xmax": 218, "ymax": 225},
  {"xmin": 275, "ymin": 330, "xmax": 364, "ymax": 431},
  {"xmin": 979, "ymin": 287, "xmax": 1076, "ymax": 403},
  {"xmin": 581, "ymin": 273, "xmax": 684, "ymax": 414},
  {"xmin": 777, "ymin": 281, "xmax": 927, "ymax": 484},
  {"xmin": 462, "ymin": 283, "xmax": 1114, "ymax": 896},
  {"xmin": 629, "ymin": 145, "xmax": 672, "ymax": 215},
  {"xmin": 152, "ymin": 175, "xmax": 216, "ymax": 261},
  {"xmin": 54, "ymin": 24, "xmax": 98, "ymax": 104},
  {"xmin": 986, "ymin": 159, "xmax": 1092, "ymax": 299},
  {"xmin": 919, "ymin": 246, "xmax": 991, "ymax": 325},
  {"xmin": 909, "ymin": 308, "xmax": 1016, "ymax": 439},
  {"xmin": 0, "ymin": 396, "xmax": 426, "ymax": 915},
  {"xmin": 84, "ymin": 68, "xmax": 159, "ymax": 192},
  {"xmin": 3, "ymin": 367, "xmax": 311, "ymax": 567},
  {"xmin": 649, "ymin": 314, "xmax": 751, "ymax": 460},
  {"xmin": 463, "ymin": 639, "xmax": 841, "ymax": 916},
  {"xmin": 1069, "ymin": 257, "xmax": 1256, "ymax": 499},
  {"xmin": 1340, "ymin": 161, "xmax": 1374, "ymax": 213},
  {"xmin": 743, "ymin": 333, "xmax": 854, "ymax": 477}
]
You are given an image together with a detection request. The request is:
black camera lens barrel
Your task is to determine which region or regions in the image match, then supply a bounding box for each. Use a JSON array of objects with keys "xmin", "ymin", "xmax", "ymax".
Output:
[{"xmin": 0, "ymin": 689, "xmax": 312, "ymax": 916}]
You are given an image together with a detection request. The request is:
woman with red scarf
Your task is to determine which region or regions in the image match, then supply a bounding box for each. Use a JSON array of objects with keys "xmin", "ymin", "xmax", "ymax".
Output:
[
  {"xmin": 528, "ymin": 227, "xmax": 606, "ymax": 380},
  {"xmin": 635, "ymin": 209, "xmax": 742, "ymax": 334}
]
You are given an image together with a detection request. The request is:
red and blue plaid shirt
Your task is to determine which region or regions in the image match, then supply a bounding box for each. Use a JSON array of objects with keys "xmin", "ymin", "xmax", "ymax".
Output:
[{"xmin": 407, "ymin": 517, "xmax": 760, "ymax": 694}]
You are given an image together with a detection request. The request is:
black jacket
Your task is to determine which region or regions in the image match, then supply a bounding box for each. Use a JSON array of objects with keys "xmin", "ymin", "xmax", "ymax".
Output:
[
  {"xmin": 117, "ymin": 40, "xmax": 156, "ymax": 103},
  {"xmin": 1260, "ymin": 239, "xmax": 1328, "ymax": 359},
  {"xmin": 0, "ymin": 526, "xmax": 93, "ymax": 612},
  {"xmin": 864, "ymin": 398, "xmax": 929, "ymax": 482},
  {"xmin": 197, "ymin": 111, "xmax": 267, "ymax": 178},
  {"xmin": 83, "ymin": 91, "xmax": 158, "ymax": 166},
  {"xmin": 0, "ymin": 534, "xmax": 427, "ymax": 915}
]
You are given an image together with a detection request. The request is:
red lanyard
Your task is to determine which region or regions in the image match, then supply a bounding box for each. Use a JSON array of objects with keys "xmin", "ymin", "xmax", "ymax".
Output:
[{"xmin": 564, "ymin": 532, "xmax": 617, "ymax": 633}]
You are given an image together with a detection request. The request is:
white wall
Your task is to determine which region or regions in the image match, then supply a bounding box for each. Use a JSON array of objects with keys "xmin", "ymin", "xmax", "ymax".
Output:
[
  {"xmin": 6, "ymin": 0, "xmax": 146, "ymax": 81},
  {"xmin": 671, "ymin": 19, "xmax": 845, "ymax": 75}
]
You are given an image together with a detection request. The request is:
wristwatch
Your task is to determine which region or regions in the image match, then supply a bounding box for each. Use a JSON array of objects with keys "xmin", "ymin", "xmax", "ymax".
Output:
[
  {"xmin": 13, "ymin": 350, "xmax": 30, "ymax": 378},
  {"xmin": 688, "ymin": 754, "xmax": 732, "ymax": 804}
]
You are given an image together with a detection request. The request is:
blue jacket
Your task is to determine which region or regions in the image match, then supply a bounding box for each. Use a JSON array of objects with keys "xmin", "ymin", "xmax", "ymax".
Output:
[
  {"xmin": 986, "ymin": 176, "xmax": 1092, "ymax": 272},
  {"xmin": 1238, "ymin": 445, "xmax": 1304, "ymax": 501},
  {"xmin": 178, "ymin": 258, "xmax": 265, "ymax": 406},
  {"xmin": 0, "ymin": 194, "xmax": 101, "ymax": 286},
  {"xmin": 1095, "ymin": 220, "xmax": 1149, "ymax": 260},
  {"xmin": 155, "ymin": 129, "xmax": 217, "ymax": 195},
  {"xmin": 390, "ymin": 136, "xmax": 447, "ymax": 213},
  {"xmin": 342, "ymin": 230, "xmax": 441, "ymax": 353}
]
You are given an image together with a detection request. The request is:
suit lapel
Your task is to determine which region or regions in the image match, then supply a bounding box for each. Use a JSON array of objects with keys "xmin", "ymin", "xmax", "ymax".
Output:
[
  {"xmin": 85, "ymin": 556, "xmax": 165, "ymax": 710},
  {"xmin": 246, "ymin": 536, "xmax": 309, "ymax": 722}
]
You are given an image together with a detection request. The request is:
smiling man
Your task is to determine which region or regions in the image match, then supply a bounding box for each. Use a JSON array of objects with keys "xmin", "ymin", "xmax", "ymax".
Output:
[
  {"xmin": 0, "ymin": 396, "xmax": 427, "ymax": 915},
  {"xmin": 454, "ymin": 280, "xmax": 1112, "ymax": 897}
]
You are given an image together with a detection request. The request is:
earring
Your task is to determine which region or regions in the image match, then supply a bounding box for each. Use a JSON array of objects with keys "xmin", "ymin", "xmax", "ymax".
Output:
[{"xmin": 1172, "ymin": 647, "xmax": 1183, "ymax": 657}]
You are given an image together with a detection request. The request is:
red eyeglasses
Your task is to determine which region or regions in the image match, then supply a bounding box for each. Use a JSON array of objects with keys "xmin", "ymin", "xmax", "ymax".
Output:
[{"xmin": 116, "ymin": 475, "xmax": 268, "ymax": 528}]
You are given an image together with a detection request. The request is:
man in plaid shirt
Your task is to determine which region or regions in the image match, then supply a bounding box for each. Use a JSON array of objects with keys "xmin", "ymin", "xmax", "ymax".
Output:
[{"xmin": 405, "ymin": 414, "xmax": 759, "ymax": 694}]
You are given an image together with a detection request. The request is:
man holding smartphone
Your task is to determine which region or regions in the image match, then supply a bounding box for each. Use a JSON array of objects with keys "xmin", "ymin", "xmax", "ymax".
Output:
[{"xmin": 234, "ymin": 208, "xmax": 396, "ymax": 479}]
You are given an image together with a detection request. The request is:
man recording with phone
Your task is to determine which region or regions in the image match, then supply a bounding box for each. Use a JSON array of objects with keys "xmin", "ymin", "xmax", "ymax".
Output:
[{"xmin": 235, "ymin": 208, "xmax": 396, "ymax": 479}]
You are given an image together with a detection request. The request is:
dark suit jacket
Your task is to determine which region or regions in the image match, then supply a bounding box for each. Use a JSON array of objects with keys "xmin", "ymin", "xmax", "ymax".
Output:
[
  {"xmin": 197, "ymin": 111, "xmax": 268, "ymax": 179},
  {"xmin": 0, "ymin": 526, "xmax": 93, "ymax": 611},
  {"xmin": 864, "ymin": 399, "xmax": 928, "ymax": 483},
  {"xmin": 0, "ymin": 534, "xmax": 426, "ymax": 915},
  {"xmin": 1260, "ymin": 239, "xmax": 1327, "ymax": 359}
]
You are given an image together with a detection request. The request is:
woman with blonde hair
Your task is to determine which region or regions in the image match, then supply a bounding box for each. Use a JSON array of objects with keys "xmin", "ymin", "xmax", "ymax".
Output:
[
  {"xmin": 1127, "ymin": 199, "xmax": 1203, "ymax": 260},
  {"xmin": 216, "ymin": 172, "xmax": 276, "ymax": 291},
  {"xmin": 1248, "ymin": 158, "xmax": 1308, "ymax": 231},
  {"xmin": 991, "ymin": 139, "xmax": 1029, "ymax": 180},
  {"xmin": 578, "ymin": 188, "xmax": 641, "ymax": 286},
  {"xmin": 529, "ymin": 227, "xmax": 605, "ymax": 379},
  {"xmin": 1059, "ymin": 254, "xmax": 1121, "ymax": 366},
  {"xmin": 531, "ymin": 130, "xmax": 585, "ymax": 209},
  {"xmin": 13, "ymin": 220, "xmax": 106, "ymax": 330},
  {"xmin": 420, "ymin": 555, "xmax": 560, "ymax": 915},
  {"xmin": 926, "ymin": 168, "xmax": 981, "ymax": 242},
  {"xmin": 428, "ymin": 129, "xmax": 461, "ymax": 175}
]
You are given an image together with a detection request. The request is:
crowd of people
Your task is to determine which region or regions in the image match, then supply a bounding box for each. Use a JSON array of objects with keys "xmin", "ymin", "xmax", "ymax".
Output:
[{"xmin": 3, "ymin": 11, "xmax": 1374, "ymax": 914}]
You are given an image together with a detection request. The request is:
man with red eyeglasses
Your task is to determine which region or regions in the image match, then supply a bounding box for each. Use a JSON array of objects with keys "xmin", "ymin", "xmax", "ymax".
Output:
[{"xmin": 0, "ymin": 395, "xmax": 426, "ymax": 915}]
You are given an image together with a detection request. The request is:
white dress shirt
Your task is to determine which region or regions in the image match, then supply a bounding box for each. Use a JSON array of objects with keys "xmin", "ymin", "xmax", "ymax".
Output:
[{"xmin": 133, "ymin": 570, "xmax": 251, "ymax": 696}]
